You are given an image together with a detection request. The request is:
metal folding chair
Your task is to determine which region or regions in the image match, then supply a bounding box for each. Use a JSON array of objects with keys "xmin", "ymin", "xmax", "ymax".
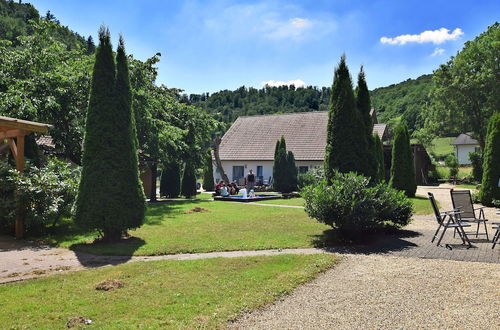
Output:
[
  {"xmin": 492, "ymin": 221, "xmax": 500, "ymax": 249},
  {"xmin": 450, "ymin": 189, "xmax": 489, "ymax": 240},
  {"xmin": 428, "ymin": 192, "xmax": 472, "ymax": 249}
]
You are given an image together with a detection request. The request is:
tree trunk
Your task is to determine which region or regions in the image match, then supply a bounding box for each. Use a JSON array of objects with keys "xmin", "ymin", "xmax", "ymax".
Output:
[
  {"xmin": 213, "ymin": 137, "xmax": 230, "ymax": 184},
  {"xmin": 149, "ymin": 162, "xmax": 157, "ymax": 202}
]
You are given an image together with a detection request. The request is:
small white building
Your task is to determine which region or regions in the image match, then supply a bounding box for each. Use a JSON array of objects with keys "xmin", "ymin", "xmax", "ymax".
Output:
[
  {"xmin": 450, "ymin": 133, "xmax": 480, "ymax": 165},
  {"xmin": 213, "ymin": 111, "xmax": 387, "ymax": 184}
]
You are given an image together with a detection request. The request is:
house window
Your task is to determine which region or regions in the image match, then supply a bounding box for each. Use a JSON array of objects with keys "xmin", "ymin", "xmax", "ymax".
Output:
[
  {"xmin": 474, "ymin": 147, "xmax": 481, "ymax": 153},
  {"xmin": 232, "ymin": 166, "xmax": 244, "ymax": 181},
  {"xmin": 298, "ymin": 166, "xmax": 309, "ymax": 174},
  {"xmin": 256, "ymin": 166, "xmax": 263, "ymax": 177}
]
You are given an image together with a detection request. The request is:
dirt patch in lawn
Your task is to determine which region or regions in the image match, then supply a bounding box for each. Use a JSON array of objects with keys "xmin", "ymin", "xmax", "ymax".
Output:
[
  {"xmin": 95, "ymin": 279, "xmax": 125, "ymax": 291},
  {"xmin": 185, "ymin": 207, "xmax": 210, "ymax": 214},
  {"xmin": 67, "ymin": 316, "xmax": 92, "ymax": 328}
]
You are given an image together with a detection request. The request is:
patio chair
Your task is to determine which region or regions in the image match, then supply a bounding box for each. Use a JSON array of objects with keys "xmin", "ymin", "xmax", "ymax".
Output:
[
  {"xmin": 450, "ymin": 190, "xmax": 489, "ymax": 240},
  {"xmin": 492, "ymin": 222, "xmax": 500, "ymax": 249},
  {"xmin": 428, "ymin": 192, "xmax": 472, "ymax": 249}
]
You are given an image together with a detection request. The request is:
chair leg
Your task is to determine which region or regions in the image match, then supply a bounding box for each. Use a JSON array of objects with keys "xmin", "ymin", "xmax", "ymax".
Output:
[
  {"xmin": 483, "ymin": 221, "xmax": 489, "ymax": 241},
  {"xmin": 492, "ymin": 231, "xmax": 499, "ymax": 249},
  {"xmin": 432, "ymin": 224, "xmax": 442, "ymax": 243},
  {"xmin": 437, "ymin": 225, "xmax": 448, "ymax": 246},
  {"xmin": 459, "ymin": 225, "xmax": 472, "ymax": 248}
]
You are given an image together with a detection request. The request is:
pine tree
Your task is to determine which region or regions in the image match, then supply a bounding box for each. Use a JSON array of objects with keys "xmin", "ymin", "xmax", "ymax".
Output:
[
  {"xmin": 285, "ymin": 150, "xmax": 298, "ymax": 192},
  {"xmin": 356, "ymin": 67, "xmax": 377, "ymax": 180},
  {"xmin": 324, "ymin": 55, "xmax": 368, "ymax": 181},
  {"xmin": 203, "ymin": 150, "xmax": 215, "ymax": 191},
  {"xmin": 160, "ymin": 161, "xmax": 181, "ymax": 198},
  {"xmin": 389, "ymin": 123, "xmax": 416, "ymax": 197},
  {"xmin": 479, "ymin": 113, "xmax": 500, "ymax": 205},
  {"xmin": 373, "ymin": 133, "xmax": 385, "ymax": 182},
  {"xmin": 181, "ymin": 161, "xmax": 197, "ymax": 198},
  {"xmin": 75, "ymin": 28, "xmax": 145, "ymax": 242},
  {"xmin": 86, "ymin": 35, "xmax": 95, "ymax": 55}
]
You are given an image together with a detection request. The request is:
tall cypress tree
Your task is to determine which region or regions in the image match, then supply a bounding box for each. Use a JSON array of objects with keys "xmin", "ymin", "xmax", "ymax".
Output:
[
  {"xmin": 325, "ymin": 55, "xmax": 368, "ymax": 181},
  {"xmin": 285, "ymin": 150, "xmax": 298, "ymax": 192},
  {"xmin": 389, "ymin": 123, "xmax": 416, "ymax": 197},
  {"xmin": 356, "ymin": 67, "xmax": 377, "ymax": 180},
  {"xmin": 75, "ymin": 28, "xmax": 145, "ymax": 241},
  {"xmin": 160, "ymin": 161, "xmax": 181, "ymax": 198},
  {"xmin": 273, "ymin": 136, "xmax": 287, "ymax": 192},
  {"xmin": 479, "ymin": 113, "xmax": 500, "ymax": 205},
  {"xmin": 203, "ymin": 150, "xmax": 215, "ymax": 191},
  {"xmin": 181, "ymin": 161, "xmax": 197, "ymax": 198},
  {"xmin": 373, "ymin": 133, "xmax": 385, "ymax": 182}
]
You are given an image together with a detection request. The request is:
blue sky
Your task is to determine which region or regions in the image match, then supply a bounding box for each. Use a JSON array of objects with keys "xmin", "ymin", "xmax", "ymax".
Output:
[{"xmin": 33, "ymin": 0, "xmax": 500, "ymax": 94}]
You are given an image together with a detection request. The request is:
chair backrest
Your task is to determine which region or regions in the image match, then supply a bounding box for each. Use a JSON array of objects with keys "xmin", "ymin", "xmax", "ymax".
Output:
[
  {"xmin": 450, "ymin": 190, "xmax": 475, "ymax": 219},
  {"xmin": 428, "ymin": 192, "xmax": 443, "ymax": 224}
]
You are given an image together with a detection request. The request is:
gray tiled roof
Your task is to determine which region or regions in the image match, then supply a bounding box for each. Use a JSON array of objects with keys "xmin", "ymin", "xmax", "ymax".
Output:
[
  {"xmin": 219, "ymin": 112, "xmax": 387, "ymax": 161},
  {"xmin": 450, "ymin": 133, "xmax": 479, "ymax": 146}
]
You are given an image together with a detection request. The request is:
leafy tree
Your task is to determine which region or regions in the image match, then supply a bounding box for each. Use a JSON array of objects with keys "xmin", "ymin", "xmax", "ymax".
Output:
[
  {"xmin": 159, "ymin": 161, "xmax": 181, "ymax": 198},
  {"xmin": 325, "ymin": 55, "xmax": 368, "ymax": 181},
  {"xmin": 389, "ymin": 123, "xmax": 416, "ymax": 197},
  {"xmin": 202, "ymin": 150, "xmax": 215, "ymax": 191},
  {"xmin": 356, "ymin": 66, "xmax": 377, "ymax": 179},
  {"xmin": 373, "ymin": 133, "xmax": 385, "ymax": 182},
  {"xmin": 425, "ymin": 23, "xmax": 500, "ymax": 148},
  {"xmin": 468, "ymin": 152, "xmax": 483, "ymax": 182},
  {"xmin": 181, "ymin": 161, "xmax": 197, "ymax": 198},
  {"xmin": 75, "ymin": 28, "xmax": 144, "ymax": 242},
  {"xmin": 479, "ymin": 113, "xmax": 500, "ymax": 205},
  {"xmin": 445, "ymin": 154, "xmax": 459, "ymax": 178}
]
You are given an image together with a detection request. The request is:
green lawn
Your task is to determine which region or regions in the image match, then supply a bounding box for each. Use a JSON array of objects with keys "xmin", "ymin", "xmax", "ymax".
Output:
[
  {"xmin": 436, "ymin": 165, "xmax": 473, "ymax": 179},
  {"xmin": 411, "ymin": 196, "xmax": 437, "ymax": 215},
  {"xmin": 429, "ymin": 137, "xmax": 454, "ymax": 158},
  {"xmin": 456, "ymin": 184, "xmax": 478, "ymax": 190},
  {"xmin": 42, "ymin": 200, "xmax": 329, "ymax": 256},
  {"xmin": 0, "ymin": 254, "xmax": 337, "ymax": 329},
  {"xmin": 256, "ymin": 197, "xmax": 305, "ymax": 206}
]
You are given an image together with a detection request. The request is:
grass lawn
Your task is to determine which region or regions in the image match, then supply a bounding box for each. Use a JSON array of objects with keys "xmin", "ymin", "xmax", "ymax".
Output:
[
  {"xmin": 436, "ymin": 165, "xmax": 473, "ymax": 179},
  {"xmin": 42, "ymin": 200, "xmax": 329, "ymax": 256},
  {"xmin": 456, "ymin": 184, "xmax": 478, "ymax": 190},
  {"xmin": 256, "ymin": 197, "xmax": 305, "ymax": 206},
  {"xmin": 411, "ymin": 196, "xmax": 437, "ymax": 215},
  {"xmin": 0, "ymin": 254, "xmax": 337, "ymax": 329},
  {"xmin": 429, "ymin": 137, "xmax": 454, "ymax": 158}
]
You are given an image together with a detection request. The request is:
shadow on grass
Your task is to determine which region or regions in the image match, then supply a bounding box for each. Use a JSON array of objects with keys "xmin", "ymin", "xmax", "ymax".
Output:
[
  {"xmin": 310, "ymin": 227, "xmax": 422, "ymax": 254},
  {"xmin": 70, "ymin": 236, "xmax": 146, "ymax": 267},
  {"xmin": 145, "ymin": 200, "xmax": 211, "ymax": 225}
]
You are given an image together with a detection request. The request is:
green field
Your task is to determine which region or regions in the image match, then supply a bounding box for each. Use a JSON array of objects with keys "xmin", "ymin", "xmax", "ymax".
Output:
[
  {"xmin": 429, "ymin": 137, "xmax": 455, "ymax": 158},
  {"xmin": 0, "ymin": 254, "xmax": 337, "ymax": 329}
]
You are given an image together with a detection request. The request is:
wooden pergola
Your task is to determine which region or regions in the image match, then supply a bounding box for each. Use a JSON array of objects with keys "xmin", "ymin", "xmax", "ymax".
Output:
[{"xmin": 0, "ymin": 116, "xmax": 51, "ymax": 238}]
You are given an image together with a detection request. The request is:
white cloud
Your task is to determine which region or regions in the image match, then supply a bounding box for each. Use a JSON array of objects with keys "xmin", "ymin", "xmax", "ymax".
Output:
[
  {"xmin": 431, "ymin": 48, "xmax": 445, "ymax": 56},
  {"xmin": 260, "ymin": 17, "xmax": 313, "ymax": 40},
  {"xmin": 380, "ymin": 28, "xmax": 463, "ymax": 45},
  {"xmin": 261, "ymin": 79, "xmax": 305, "ymax": 88}
]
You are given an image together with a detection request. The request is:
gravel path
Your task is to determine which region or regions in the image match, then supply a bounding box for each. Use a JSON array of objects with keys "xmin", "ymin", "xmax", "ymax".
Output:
[{"xmin": 229, "ymin": 253, "xmax": 500, "ymax": 329}]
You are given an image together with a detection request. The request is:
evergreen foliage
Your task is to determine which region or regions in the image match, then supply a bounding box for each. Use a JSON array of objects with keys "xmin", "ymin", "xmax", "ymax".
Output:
[
  {"xmin": 479, "ymin": 113, "xmax": 500, "ymax": 205},
  {"xmin": 202, "ymin": 150, "xmax": 215, "ymax": 191},
  {"xmin": 75, "ymin": 28, "xmax": 145, "ymax": 242},
  {"xmin": 468, "ymin": 152, "xmax": 483, "ymax": 182},
  {"xmin": 373, "ymin": 134, "xmax": 385, "ymax": 182},
  {"xmin": 159, "ymin": 161, "xmax": 181, "ymax": 198},
  {"xmin": 285, "ymin": 151, "xmax": 298, "ymax": 192},
  {"xmin": 181, "ymin": 161, "xmax": 197, "ymax": 198},
  {"xmin": 356, "ymin": 67, "xmax": 377, "ymax": 180},
  {"xmin": 324, "ymin": 55, "xmax": 368, "ymax": 181},
  {"xmin": 272, "ymin": 136, "xmax": 287, "ymax": 192},
  {"xmin": 389, "ymin": 123, "xmax": 416, "ymax": 197}
]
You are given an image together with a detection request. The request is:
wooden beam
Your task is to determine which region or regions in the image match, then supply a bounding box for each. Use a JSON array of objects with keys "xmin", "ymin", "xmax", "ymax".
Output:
[
  {"xmin": 14, "ymin": 134, "xmax": 25, "ymax": 239},
  {"xmin": 7, "ymin": 138, "xmax": 17, "ymax": 160},
  {"xmin": 0, "ymin": 129, "xmax": 27, "ymax": 140},
  {"xmin": 0, "ymin": 116, "xmax": 50, "ymax": 133}
]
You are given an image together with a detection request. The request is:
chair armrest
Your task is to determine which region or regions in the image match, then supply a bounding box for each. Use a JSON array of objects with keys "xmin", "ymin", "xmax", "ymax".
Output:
[
  {"xmin": 444, "ymin": 210, "xmax": 464, "ymax": 216},
  {"xmin": 474, "ymin": 206, "xmax": 487, "ymax": 210}
]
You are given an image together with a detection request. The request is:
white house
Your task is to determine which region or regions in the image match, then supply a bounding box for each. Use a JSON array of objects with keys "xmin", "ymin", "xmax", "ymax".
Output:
[
  {"xmin": 450, "ymin": 133, "xmax": 480, "ymax": 165},
  {"xmin": 213, "ymin": 111, "xmax": 387, "ymax": 184}
]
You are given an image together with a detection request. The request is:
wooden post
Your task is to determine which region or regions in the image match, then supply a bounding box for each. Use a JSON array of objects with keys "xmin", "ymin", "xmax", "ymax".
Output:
[{"xmin": 14, "ymin": 134, "xmax": 25, "ymax": 239}]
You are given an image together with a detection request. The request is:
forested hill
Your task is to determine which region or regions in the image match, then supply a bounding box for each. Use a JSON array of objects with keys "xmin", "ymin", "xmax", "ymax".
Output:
[
  {"xmin": 0, "ymin": 0, "xmax": 93, "ymax": 51},
  {"xmin": 187, "ymin": 74, "xmax": 433, "ymax": 133}
]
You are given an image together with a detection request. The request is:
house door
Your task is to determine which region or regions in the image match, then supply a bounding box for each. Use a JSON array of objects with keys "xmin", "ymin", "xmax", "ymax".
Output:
[{"xmin": 232, "ymin": 166, "xmax": 244, "ymax": 181}]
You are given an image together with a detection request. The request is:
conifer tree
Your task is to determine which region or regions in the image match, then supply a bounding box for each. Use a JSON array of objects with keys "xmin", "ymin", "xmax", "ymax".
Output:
[
  {"xmin": 325, "ymin": 55, "xmax": 368, "ymax": 181},
  {"xmin": 181, "ymin": 161, "xmax": 197, "ymax": 198},
  {"xmin": 479, "ymin": 113, "xmax": 500, "ymax": 205},
  {"xmin": 160, "ymin": 161, "xmax": 181, "ymax": 198},
  {"xmin": 285, "ymin": 150, "xmax": 298, "ymax": 192},
  {"xmin": 203, "ymin": 150, "xmax": 215, "ymax": 191},
  {"xmin": 374, "ymin": 133, "xmax": 385, "ymax": 182},
  {"xmin": 75, "ymin": 28, "xmax": 145, "ymax": 241},
  {"xmin": 356, "ymin": 67, "xmax": 377, "ymax": 180},
  {"xmin": 389, "ymin": 123, "xmax": 416, "ymax": 197},
  {"xmin": 273, "ymin": 136, "xmax": 287, "ymax": 192}
]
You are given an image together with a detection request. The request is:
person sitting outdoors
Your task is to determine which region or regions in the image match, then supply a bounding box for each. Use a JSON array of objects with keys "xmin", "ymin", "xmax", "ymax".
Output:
[
  {"xmin": 215, "ymin": 180, "xmax": 224, "ymax": 196},
  {"xmin": 229, "ymin": 181, "xmax": 239, "ymax": 195},
  {"xmin": 220, "ymin": 184, "xmax": 230, "ymax": 197}
]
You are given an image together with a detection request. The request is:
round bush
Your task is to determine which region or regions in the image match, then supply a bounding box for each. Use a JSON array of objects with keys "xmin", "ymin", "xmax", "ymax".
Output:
[{"xmin": 302, "ymin": 171, "xmax": 413, "ymax": 237}]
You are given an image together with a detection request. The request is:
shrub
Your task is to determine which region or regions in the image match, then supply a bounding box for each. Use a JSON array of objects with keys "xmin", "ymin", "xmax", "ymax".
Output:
[
  {"xmin": 468, "ymin": 152, "xmax": 483, "ymax": 182},
  {"xmin": 0, "ymin": 158, "xmax": 80, "ymax": 235},
  {"xmin": 160, "ymin": 161, "xmax": 181, "ymax": 198},
  {"xmin": 302, "ymin": 171, "xmax": 413, "ymax": 238},
  {"xmin": 445, "ymin": 154, "xmax": 459, "ymax": 178},
  {"xmin": 181, "ymin": 161, "xmax": 197, "ymax": 198},
  {"xmin": 297, "ymin": 167, "xmax": 325, "ymax": 190}
]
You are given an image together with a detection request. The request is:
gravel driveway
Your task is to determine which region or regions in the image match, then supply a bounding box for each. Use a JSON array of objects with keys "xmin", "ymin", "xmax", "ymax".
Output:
[{"xmin": 229, "ymin": 254, "xmax": 500, "ymax": 329}]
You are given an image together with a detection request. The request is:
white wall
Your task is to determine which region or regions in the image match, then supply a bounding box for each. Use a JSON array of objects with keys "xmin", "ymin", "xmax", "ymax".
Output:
[
  {"xmin": 455, "ymin": 145, "xmax": 478, "ymax": 165},
  {"xmin": 213, "ymin": 160, "xmax": 323, "ymax": 184}
]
